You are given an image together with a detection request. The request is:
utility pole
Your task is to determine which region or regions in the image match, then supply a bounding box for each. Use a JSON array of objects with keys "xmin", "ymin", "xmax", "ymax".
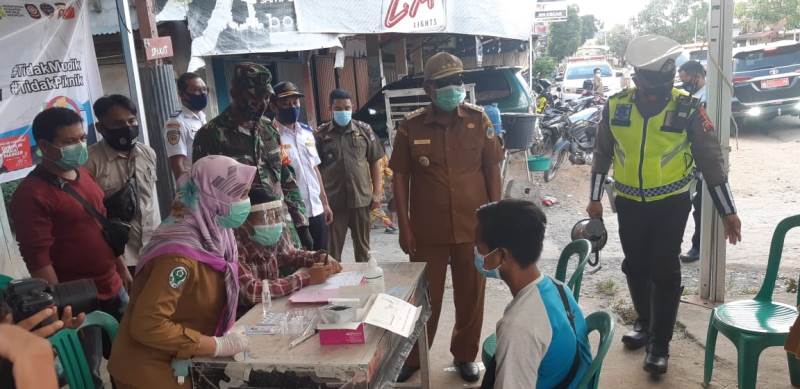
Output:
[
  {"xmin": 132, "ymin": 0, "xmax": 179, "ymax": 218},
  {"xmin": 699, "ymin": 0, "xmax": 734, "ymax": 303}
]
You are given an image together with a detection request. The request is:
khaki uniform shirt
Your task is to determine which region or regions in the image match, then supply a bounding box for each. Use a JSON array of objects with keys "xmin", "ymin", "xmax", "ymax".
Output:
[
  {"xmin": 316, "ymin": 120, "xmax": 384, "ymax": 210},
  {"xmin": 108, "ymin": 254, "xmax": 226, "ymax": 389},
  {"xmin": 193, "ymin": 108, "xmax": 308, "ymax": 227},
  {"xmin": 390, "ymin": 103, "xmax": 503, "ymax": 245},
  {"xmin": 86, "ymin": 141, "xmax": 158, "ymax": 266}
]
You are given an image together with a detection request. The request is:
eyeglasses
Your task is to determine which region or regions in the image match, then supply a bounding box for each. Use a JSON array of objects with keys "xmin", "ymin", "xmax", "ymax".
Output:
[{"xmin": 433, "ymin": 75, "xmax": 464, "ymax": 88}]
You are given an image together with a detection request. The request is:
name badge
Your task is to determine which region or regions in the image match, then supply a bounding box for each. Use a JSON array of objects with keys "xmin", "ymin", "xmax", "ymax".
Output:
[
  {"xmin": 611, "ymin": 104, "xmax": 633, "ymax": 126},
  {"xmin": 414, "ymin": 139, "xmax": 431, "ymax": 145}
]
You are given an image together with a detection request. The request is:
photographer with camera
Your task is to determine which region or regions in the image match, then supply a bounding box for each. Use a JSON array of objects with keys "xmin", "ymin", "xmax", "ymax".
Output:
[
  {"xmin": 10, "ymin": 108, "xmax": 130, "ymax": 387},
  {"xmin": 0, "ymin": 298, "xmax": 86, "ymax": 389}
]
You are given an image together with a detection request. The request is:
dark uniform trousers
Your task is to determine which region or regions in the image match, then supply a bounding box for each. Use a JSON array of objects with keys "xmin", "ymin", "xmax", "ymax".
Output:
[
  {"xmin": 328, "ymin": 206, "xmax": 371, "ymax": 262},
  {"xmin": 406, "ymin": 243, "xmax": 486, "ymax": 367},
  {"xmin": 616, "ymin": 192, "xmax": 691, "ymax": 351}
]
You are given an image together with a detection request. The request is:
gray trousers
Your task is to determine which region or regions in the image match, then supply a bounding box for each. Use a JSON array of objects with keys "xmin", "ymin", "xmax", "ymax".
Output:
[{"xmin": 328, "ymin": 206, "xmax": 371, "ymax": 263}]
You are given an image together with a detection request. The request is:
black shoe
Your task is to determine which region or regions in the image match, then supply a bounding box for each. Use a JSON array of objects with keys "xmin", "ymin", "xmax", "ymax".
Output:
[
  {"xmin": 680, "ymin": 247, "xmax": 700, "ymax": 263},
  {"xmin": 644, "ymin": 349, "xmax": 669, "ymax": 375},
  {"xmin": 396, "ymin": 366, "xmax": 419, "ymax": 383},
  {"xmin": 454, "ymin": 360, "xmax": 481, "ymax": 383},
  {"xmin": 621, "ymin": 320, "xmax": 649, "ymax": 350}
]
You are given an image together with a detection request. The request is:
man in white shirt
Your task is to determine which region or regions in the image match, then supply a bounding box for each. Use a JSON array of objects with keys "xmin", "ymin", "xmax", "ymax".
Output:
[
  {"xmin": 475, "ymin": 199, "xmax": 591, "ymax": 388},
  {"xmin": 272, "ymin": 81, "xmax": 333, "ymax": 251},
  {"xmin": 163, "ymin": 72, "xmax": 208, "ymax": 179}
]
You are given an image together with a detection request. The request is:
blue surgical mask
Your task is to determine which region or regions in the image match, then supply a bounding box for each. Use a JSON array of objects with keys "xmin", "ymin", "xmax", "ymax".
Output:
[
  {"xmin": 333, "ymin": 110, "xmax": 352, "ymax": 127},
  {"xmin": 185, "ymin": 93, "xmax": 208, "ymax": 112},
  {"xmin": 251, "ymin": 223, "xmax": 283, "ymax": 246},
  {"xmin": 434, "ymin": 85, "xmax": 466, "ymax": 112},
  {"xmin": 218, "ymin": 199, "xmax": 251, "ymax": 228},
  {"xmin": 278, "ymin": 106, "xmax": 301, "ymax": 124},
  {"xmin": 50, "ymin": 141, "xmax": 88, "ymax": 171},
  {"xmin": 473, "ymin": 248, "xmax": 501, "ymax": 279}
]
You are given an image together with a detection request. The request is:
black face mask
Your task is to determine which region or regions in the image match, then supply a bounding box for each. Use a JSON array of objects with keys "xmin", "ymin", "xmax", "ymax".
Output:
[
  {"xmin": 240, "ymin": 101, "xmax": 265, "ymax": 123},
  {"xmin": 633, "ymin": 75, "xmax": 672, "ymax": 101},
  {"xmin": 682, "ymin": 80, "xmax": 699, "ymax": 95},
  {"xmin": 104, "ymin": 125, "xmax": 139, "ymax": 151},
  {"xmin": 184, "ymin": 93, "xmax": 208, "ymax": 111}
]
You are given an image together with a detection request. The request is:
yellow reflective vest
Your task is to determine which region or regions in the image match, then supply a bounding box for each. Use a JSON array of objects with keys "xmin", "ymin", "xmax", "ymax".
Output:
[{"xmin": 609, "ymin": 88, "xmax": 698, "ymax": 202}]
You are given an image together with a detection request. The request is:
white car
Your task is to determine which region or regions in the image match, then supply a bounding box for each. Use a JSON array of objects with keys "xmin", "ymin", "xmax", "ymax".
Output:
[{"xmin": 559, "ymin": 61, "xmax": 623, "ymax": 101}]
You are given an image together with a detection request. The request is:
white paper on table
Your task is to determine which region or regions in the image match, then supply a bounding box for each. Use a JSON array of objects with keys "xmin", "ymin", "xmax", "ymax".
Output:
[
  {"xmin": 321, "ymin": 271, "xmax": 365, "ymax": 289},
  {"xmin": 363, "ymin": 293, "xmax": 422, "ymax": 338}
]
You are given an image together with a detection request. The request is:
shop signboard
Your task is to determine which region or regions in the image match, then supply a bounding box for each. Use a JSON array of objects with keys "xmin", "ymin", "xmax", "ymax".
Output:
[{"xmin": 535, "ymin": 0, "xmax": 568, "ymax": 22}]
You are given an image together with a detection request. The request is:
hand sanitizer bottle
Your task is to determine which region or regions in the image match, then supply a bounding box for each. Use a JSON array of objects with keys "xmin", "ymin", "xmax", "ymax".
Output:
[
  {"xmin": 261, "ymin": 281, "xmax": 272, "ymax": 322},
  {"xmin": 365, "ymin": 252, "xmax": 385, "ymax": 293}
]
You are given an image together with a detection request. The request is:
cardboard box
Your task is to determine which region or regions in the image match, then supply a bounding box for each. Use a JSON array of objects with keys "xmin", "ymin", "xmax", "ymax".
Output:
[
  {"xmin": 317, "ymin": 293, "xmax": 421, "ymax": 346},
  {"xmin": 318, "ymin": 322, "xmax": 366, "ymax": 345}
]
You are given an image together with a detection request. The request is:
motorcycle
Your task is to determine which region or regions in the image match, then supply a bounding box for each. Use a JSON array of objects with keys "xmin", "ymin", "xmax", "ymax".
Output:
[{"xmin": 544, "ymin": 104, "xmax": 604, "ymax": 182}]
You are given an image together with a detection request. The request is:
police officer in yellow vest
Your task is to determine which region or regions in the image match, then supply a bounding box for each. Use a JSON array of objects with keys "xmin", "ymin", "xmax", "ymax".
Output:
[{"xmin": 586, "ymin": 35, "xmax": 742, "ymax": 375}]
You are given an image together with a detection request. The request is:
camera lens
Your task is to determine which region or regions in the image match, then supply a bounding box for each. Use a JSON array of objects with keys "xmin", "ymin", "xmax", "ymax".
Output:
[{"xmin": 50, "ymin": 279, "xmax": 98, "ymax": 318}]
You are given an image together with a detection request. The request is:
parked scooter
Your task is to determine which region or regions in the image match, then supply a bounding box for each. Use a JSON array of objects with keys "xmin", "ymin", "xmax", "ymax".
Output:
[{"xmin": 543, "ymin": 104, "xmax": 604, "ymax": 182}]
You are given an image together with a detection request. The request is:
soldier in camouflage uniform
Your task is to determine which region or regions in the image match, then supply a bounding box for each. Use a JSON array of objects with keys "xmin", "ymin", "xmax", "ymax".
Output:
[{"xmin": 192, "ymin": 63, "xmax": 313, "ymax": 249}]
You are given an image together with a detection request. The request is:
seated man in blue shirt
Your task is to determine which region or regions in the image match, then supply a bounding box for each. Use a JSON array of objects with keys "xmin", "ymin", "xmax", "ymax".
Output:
[{"xmin": 475, "ymin": 199, "xmax": 592, "ymax": 388}]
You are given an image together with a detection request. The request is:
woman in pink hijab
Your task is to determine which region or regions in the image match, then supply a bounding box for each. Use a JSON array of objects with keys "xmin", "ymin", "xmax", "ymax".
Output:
[{"xmin": 109, "ymin": 155, "xmax": 256, "ymax": 389}]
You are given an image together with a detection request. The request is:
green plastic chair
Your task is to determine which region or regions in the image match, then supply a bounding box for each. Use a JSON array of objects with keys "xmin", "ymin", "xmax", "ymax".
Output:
[
  {"xmin": 48, "ymin": 311, "xmax": 119, "ymax": 389},
  {"xmin": 577, "ymin": 310, "xmax": 615, "ymax": 389},
  {"xmin": 703, "ymin": 214, "xmax": 800, "ymax": 389},
  {"xmin": 482, "ymin": 239, "xmax": 592, "ymax": 366},
  {"xmin": 0, "ymin": 274, "xmax": 12, "ymax": 291},
  {"xmin": 555, "ymin": 239, "xmax": 592, "ymax": 302}
]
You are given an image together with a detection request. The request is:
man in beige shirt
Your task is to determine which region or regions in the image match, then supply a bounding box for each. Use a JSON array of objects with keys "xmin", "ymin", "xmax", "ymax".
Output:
[{"xmin": 87, "ymin": 94, "xmax": 159, "ymax": 275}]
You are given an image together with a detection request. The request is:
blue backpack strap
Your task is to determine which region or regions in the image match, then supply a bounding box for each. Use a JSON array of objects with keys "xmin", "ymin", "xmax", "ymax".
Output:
[{"xmin": 552, "ymin": 277, "xmax": 581, "ymax": 389}]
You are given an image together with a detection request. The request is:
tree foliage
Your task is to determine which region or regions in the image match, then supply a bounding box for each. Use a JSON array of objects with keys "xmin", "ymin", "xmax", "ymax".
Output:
[
  {"xmin": 735, "ymin": 0, "xmax": 800, "ymax": 32},
  {"xmin": 581, "ymin": 15, "xmax": 601, "ymax": 43},
  {"xmin": 607, "ymin": 24, "xmax": 634, "ymax": 63},
  {"xmin": 547, "ymin": 5, "xmax": 583, "ymax": 60},
  {"xmin": 532, "ymin": 56, "xmax": 557, "ymax": 78},
  {"xmin": 631, "ymin": 0, "xmax": 709, "ymax": 44}
]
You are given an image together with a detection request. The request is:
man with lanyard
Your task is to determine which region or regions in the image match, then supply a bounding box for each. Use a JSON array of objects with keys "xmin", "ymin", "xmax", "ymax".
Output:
[
  {"xmin": 586, "ymin": 35, "xmax": 742, "ymax": 375},
  {"xmin": 678, "ymin": 60, "xmax": 707, "ymax": 263},
  {"xmin": 163, "ymin": 72, "xmax": 208, "ymax": 180},
  {"xmin": 193, "ymin": 63, "xmax": 313, "ymax": 249},
  {"xmin": 272, "ymin": 81, "xmax": 333, "ymax": 251}
]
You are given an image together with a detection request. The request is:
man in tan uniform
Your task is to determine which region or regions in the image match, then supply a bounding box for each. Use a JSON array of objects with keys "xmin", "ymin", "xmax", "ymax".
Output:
[
  {"xmin": 390, "ymin": 52, "xmax": 503, "ymax": 383},
  {"xmin": 316, "ymin": 89, "xmax": 384, "ymax": 262}
]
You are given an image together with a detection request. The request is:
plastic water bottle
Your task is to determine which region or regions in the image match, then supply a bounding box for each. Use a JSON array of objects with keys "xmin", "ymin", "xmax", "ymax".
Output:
[
  {"xmin": 365, "ymin": 252, "xmax": 385, "ymax": 293},
  {"xmin": 261, "ymin": 281, "xmax": 272, "ymax": 322}
]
